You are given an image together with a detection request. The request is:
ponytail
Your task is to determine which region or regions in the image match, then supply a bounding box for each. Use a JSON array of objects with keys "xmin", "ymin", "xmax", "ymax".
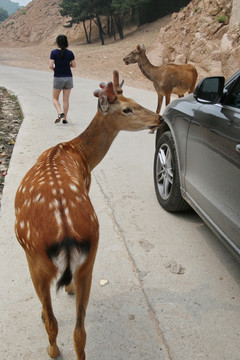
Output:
[{"xmin": 56, "ymin": 35, "xmax": 69, "ymax": 58}]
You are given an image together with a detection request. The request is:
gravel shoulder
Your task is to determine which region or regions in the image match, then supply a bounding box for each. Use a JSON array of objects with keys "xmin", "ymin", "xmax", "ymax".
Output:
[{"xmin": 0, "ymin": 87, "xmax": 23, "ymax": 204}]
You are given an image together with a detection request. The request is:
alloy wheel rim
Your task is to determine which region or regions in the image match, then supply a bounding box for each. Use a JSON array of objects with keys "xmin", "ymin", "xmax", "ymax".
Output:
[{"xmin": 156, "ymin": 143, "xmax": 173, "ymax": 200}]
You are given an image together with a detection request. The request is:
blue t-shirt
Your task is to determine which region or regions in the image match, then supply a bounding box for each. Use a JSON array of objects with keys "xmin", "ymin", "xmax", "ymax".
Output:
[{"xmin": 50, "ymin": 49, "xmax": 75, "ymax": 77}]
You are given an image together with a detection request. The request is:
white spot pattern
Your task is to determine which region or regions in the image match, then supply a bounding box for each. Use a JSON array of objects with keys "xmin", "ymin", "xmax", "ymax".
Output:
[{"xmin": 69, "ymin": 184, "xmax": 78, "ymax": 192}]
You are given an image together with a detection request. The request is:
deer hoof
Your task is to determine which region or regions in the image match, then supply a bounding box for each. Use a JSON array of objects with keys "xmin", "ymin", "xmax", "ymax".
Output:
[
  {"xmin": 65, "ymin": 283, "xmax": 75, "ymax": 295},
  {"xmin": 47, "ymin": 344, "xmax": 60, "ymax": 358}
]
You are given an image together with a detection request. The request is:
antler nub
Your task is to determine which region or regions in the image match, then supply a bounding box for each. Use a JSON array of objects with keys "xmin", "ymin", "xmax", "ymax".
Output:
[
  {"xmin": 113, "ymin": 70, "xmax": 123, "ymax": 95},
  {"xmin": 99, "ymin": 82, "xmax": 107, "ymax": 89},
  {"xmin": 93, "ymin": 81, "xmax": 117, "ymax": 103}
]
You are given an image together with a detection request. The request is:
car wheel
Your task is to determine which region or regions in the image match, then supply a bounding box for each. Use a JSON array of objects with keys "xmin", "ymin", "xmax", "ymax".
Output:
[{"xmin": 153, "ymin": 131, "xmax": 190, "ymax": 212}]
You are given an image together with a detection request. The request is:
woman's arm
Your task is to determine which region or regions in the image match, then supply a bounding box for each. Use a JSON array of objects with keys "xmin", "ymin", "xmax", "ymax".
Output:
[
  {"xmin": 49, "ymin": 59, "xmax": 55, "ymax": 71},
  {"xmin": 70, "ymin": 59, "xmax": 76, "ymax": 68}
]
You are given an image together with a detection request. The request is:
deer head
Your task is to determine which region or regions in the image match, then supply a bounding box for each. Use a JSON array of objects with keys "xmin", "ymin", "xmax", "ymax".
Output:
[
  {"xmin": 123, "ymin": 45, "xmax": 146, "ymax": 65},
  {"xmin": 93, "ymin": 76, "xmax": 161, "ymax": 132}
]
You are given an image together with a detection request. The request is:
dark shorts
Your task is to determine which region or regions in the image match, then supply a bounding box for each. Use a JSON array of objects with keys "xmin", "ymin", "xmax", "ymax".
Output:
[{"xmin": 53, "ymin": 77, "xmax": 73, "ymax": 90}]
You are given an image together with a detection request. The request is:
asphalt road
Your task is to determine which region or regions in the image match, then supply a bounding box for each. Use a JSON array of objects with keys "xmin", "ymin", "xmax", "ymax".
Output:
[{"xmin": 0, "ymin": 64, "xmax": 240, "ymax": 360}]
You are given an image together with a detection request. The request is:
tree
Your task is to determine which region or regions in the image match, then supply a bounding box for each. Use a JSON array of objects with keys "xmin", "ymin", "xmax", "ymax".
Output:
[
  {"xmin": 60, "ymin": 0, "xmax": 110, "ymax": 45},
  {"xmin": 60, "ymin": 0, "xmax": 92, "ymax": 43},
  {"xmin": 137, "ymin": 0, "xmax": 192, "ymax": 25},
  {"xmin": 110, "ymin": 0, "xmax": 139, "ymax": 39},
  {"xmin": 0, "ymin": 7, "xmax": 8, "ymax": 22},
  {"xmin": 59, "ymin": 0, "xmax": 148, "ymax": 44}
]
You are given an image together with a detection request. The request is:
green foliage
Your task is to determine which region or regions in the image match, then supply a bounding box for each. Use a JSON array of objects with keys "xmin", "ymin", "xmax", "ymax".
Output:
[
  {"xmin": 111, "ymin": 0, "xmax": 142, "ymax": 12},
  {"xmin": 59, "ymin": 0, "xmax": 188, "ymax": 43},
  {"xmin": 137, "ymin": 0, "xmax": 191, "ymax": 25},
  {"xmin": 217, "ymin": 15, "xmax": 227, "ymax": 23},
  {"xmin": 0, "ymin": 6, "xmax": 8, "ymax": 21}
]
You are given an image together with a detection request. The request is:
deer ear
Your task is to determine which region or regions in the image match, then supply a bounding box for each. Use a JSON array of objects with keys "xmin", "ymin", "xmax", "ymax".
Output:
[
  {"xmin": 98, "ymin": 92, "xmax": 109, "ymax": 113},
  {"xmin": 142, "ymin": 44, "xmax": 146, "ymax": 51},
  {"xmin": 137, "ymin": 45, "xmax": 141, "ymax": 52}
]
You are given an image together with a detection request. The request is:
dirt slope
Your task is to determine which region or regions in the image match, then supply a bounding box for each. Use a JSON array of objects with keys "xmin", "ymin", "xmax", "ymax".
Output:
[
  {"xmin": 0, "ymin": 0, "xmax": 85, "ymax": 45},
  {"xmin": 0, "ymin": 0, "xmax": 239, "ymax": 85},
  {"xmin": 148, "ymin": 0, "xmax": 237, "ymax": 79}
]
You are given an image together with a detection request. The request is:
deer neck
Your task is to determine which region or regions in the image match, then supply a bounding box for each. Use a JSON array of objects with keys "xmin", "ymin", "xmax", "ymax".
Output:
[
  {"xmin": 138, "ymin": 53, "xmax": 157, "ymax": 81},
  {"xmin": 72, "ymin": 112, "xmax": 119, "ymax": 171}
]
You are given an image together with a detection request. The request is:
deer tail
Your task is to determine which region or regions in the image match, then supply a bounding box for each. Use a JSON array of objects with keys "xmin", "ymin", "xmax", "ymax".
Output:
[{"xmin": 46, "ymin": 238, "xmax": 91, "ymax": 291}]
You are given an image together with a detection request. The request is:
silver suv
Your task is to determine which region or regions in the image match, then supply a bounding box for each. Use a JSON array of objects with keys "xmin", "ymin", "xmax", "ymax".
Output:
[{"xmin": 154, "ymin": 71, "xmax": 240, "ymax": 261}]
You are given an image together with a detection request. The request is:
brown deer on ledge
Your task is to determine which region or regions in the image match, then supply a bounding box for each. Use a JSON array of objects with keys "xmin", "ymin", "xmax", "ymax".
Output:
[
  {"xmin": 123, "ymin": 45, "xmax": 198, "ymax": 114},
  {"xmin": 15, "ymin": 71, "xmax": 161, "ymax": 360}
]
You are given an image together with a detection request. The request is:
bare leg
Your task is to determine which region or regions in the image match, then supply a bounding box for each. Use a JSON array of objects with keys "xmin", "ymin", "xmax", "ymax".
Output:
[
  {"xmin": 52, "ymin": 89, "xmax": 62, "ymax": 115},
  {"xmin": 62, "ymin": 88, "xmax": 72, "ymax": 121}
]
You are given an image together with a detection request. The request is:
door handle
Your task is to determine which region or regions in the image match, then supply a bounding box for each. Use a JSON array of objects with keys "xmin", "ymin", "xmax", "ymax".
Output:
[{"xmin": 236, "ymin": 144, "xmax": 240, "ymax": 153}]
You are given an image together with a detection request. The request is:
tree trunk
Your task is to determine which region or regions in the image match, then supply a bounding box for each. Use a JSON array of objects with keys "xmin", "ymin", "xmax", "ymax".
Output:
[
  {"xmin": 114, "ymin": 13, "xmax": 124, "ymax": 40},
  {"xmin": 111, "ymin": 15, "xmax": 116, "ymax": 41},
  {"xmin": 89, "ymin": 18, "xmax": 92, "ymax": 44},
  {"xmin": 107, "ymin": 15, "xmax": 111, "ymax": 37},
  {"xmin": 96, "ymin": 13, "xmax": 105, "ymax": 45},
  {"xmin": 83, "ymin": 20, "xmax": 90, "ymax": 44}
]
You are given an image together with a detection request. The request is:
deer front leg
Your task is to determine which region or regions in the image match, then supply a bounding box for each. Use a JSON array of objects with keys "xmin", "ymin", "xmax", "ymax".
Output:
[
  {"xmin": 74, "ymin": 266, "xmax": 94, "ymax": 360},
  {"xmin": 154, "ymin": 84, "xmax": 163, "ymax": 114},
  {"xmin": 165, "ymin": 92, "xmax": 171, "ymax": 107}
]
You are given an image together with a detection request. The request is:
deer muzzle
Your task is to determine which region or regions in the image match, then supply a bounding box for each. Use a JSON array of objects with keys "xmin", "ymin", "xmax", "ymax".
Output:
[{"xmin": 148, "ymin": 115, "xmax": 164, "ymax": 134}]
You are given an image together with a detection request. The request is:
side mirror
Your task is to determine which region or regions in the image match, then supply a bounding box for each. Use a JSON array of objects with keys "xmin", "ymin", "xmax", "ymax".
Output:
[{"xmin": 194, "ymin": 76, "xmax": 225, "ymax": 104}]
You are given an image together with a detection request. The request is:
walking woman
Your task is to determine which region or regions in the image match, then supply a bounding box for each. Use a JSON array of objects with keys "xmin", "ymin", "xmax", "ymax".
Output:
[{"xmin": 49, "ymin": 35, "xmax": 76, "ymax": 124}]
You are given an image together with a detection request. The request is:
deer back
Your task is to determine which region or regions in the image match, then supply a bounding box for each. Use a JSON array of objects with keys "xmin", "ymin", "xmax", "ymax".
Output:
[{"xmin": 15, "ymin": 142, "xmax": 99, "ymax": 255}]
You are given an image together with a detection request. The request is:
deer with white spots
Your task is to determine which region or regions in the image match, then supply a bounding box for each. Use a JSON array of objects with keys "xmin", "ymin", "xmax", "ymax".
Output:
[{"xmin": 14, "ymin": 70, "xmax": 161, "ymax": 360}]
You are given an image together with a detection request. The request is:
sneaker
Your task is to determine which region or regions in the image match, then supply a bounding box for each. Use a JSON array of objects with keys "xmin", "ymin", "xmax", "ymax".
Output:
[{"xmin": 55, "ymin": 113, "xmax": 64, "ymax": 123}]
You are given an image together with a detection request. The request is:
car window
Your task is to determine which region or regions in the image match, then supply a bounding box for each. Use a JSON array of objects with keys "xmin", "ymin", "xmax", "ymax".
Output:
[{"xmin": 225, "ymin": 76, "xmax": 240, "ymax": 108}]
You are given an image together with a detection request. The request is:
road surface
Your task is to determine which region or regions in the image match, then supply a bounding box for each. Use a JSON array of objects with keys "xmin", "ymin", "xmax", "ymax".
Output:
[{"xmin": 0, "ymin": 65, "xmax": 240, "ymax": 360}]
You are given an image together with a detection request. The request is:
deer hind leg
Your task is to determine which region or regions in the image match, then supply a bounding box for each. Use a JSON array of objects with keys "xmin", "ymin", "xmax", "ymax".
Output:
[
  {"xmin": 73, "ymin": 265, "xmax": 94, "ymax": 360},
  {"xmin": 26, "ymin": 253, "xmax": 60, "ymax": 358}
]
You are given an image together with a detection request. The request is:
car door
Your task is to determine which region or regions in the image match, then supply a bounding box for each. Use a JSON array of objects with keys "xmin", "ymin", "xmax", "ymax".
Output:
[{"xmin": 184, "ymin": 76, "xmax": 240, "ymax": 249}]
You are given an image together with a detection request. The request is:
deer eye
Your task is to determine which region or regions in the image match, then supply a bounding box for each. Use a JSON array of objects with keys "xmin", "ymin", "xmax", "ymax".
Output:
[{"xmin": 123, "ymin": 107, "xmax": 133, "ymax": 114}]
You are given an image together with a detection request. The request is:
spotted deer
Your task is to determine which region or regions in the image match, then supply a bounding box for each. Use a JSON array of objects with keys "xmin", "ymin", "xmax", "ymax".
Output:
[
  {"xmin": 123, "ymin": 45, "xmax": 198, "ymax": 114},
  {"xmin": 14, "ymin": 70, "xmax": 161, "ymax": 360}
]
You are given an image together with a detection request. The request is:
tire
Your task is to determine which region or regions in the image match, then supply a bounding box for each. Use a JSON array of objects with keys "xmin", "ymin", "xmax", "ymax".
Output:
[{"xmin": 153, "ymin": 131, "xmax": 190, "ymax": 212}]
